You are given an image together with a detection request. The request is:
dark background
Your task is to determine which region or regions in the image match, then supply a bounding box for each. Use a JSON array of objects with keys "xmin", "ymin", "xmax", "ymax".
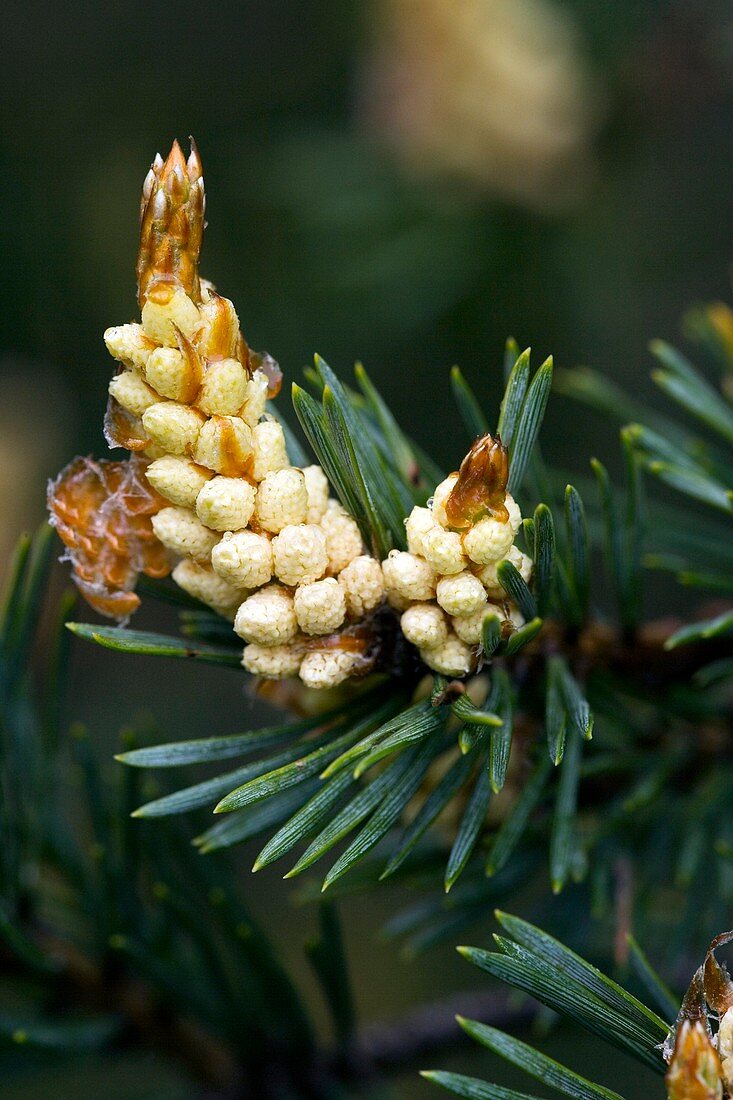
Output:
[{"xmin": 2, "ymin": 0, "xmax": 733, "ymax": 1095}]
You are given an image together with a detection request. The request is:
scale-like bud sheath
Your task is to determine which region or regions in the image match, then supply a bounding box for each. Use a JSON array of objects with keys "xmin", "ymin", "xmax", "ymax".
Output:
[
  {"xmin": 136, "ymin": 139, "xmax": 205, "ymax": 307},
  {"xmin": 445, "ymin": 433, "xmax": 509, "ymax": 528}
]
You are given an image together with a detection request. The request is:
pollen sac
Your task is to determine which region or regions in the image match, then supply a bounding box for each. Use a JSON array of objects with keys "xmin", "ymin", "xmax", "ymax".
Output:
[
  {"xmin": 142, "ymin": 401, "xmax": 205, "ymax": 455},
  {"xmin": 145, "ymin": 455, "xmax": 213, "ymax": 508},
  {"xmin": 193, "ymin": 416, "xmax": 253, "ymax": 476},
  {"xmin": 405, "ymin": 505, "xmax": 436, "ymax": 557},
  {"xmin": 299, "ymin": 648, "xmax": 363, "ymax": 690},
  {"xmin": 242, "ymin": 642, "xmax": 305, "ymax": 679},
  {"xmin": 272, "ymin": 524, "xmax": 328, "ymax": 587},
  {"xmin": 302, "ymin": 465, "xmax": 330, "ymax": 523},
  {"xmin": 294, "ymin": 577, "xmax": 346, "ymax": 635},
  {"xmin": 382, "ymin": 551, "xmax": 436, "ymax": 602},
  {"xmin": 234, "ymin": 585, "xmax": 298, "ymax": 646},
  {"xmin": 463, "ymin": 515, "xmax": 515, "ymax": 565},
  {"xmin": 195, "ymin": 476, "xmax": 257, "ymax": 532},
  {"xmin": 151, "ymin": 506, "xmax": 219, "ymax": 562},
  {"xmin": 435, "ymin": 571, "xmax": 487, "ymax": 617},
  {"xmin": 400, "ymin": 603, "xmax": 448, "ymax": 649},
  {"xmin": 338, "ymin": 555, "xmax": 385, "ymax": 619},
  {"xmin": 171, "ymin": 559, "xmax": 246, "ymax": 620},
  {"xmin": 251, "ymin": 420, "xmax": 289, "ymax": 481},
  {"xmin": 299, "ymin": 623, "xmax": 377, "ymax": 689},
  {"xmin": 104, "ymin": 323, "xmax": 156, "ymax": 370},
  {"xmin": 211, "ymin": 531, "xmax": 273, "ymax": 589},
  {"xmin": 196, "ymin": 293, "xmax": 244, "ymax": 364},
  {"xmin": 255, "ymin": 468, "xmax": 308, "ymax": 533},
  {"xmin": 108, "ymin": 370, "xmax": 159, "ymax": 418},
  {"xmin": 422, "ymin": 526, "xmax": 467, "ymax": 574},
  {"xmin": 197, "ymin": 358, "xmax": 248, "ymax": 416},
  {"xmin": 239, "ymin": 371, "xmax": 269, "ymax": 427},
  {"xmin": 141, "ymin": 287, "xmax": 200, "ymax": 347},
  {"xmin": 145, "ymin": 330, "xmax": 203, "ymax": 404},
  {"xmin": 419, "ymin": 634, "xmax": 475, "ymax": 678},
  {"xmin": 394, "ymin": 435, "xmax": 531, "ymax": 678}
]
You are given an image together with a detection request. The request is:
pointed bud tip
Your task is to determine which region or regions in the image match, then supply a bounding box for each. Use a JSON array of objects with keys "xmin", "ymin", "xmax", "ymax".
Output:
[
  {"xmin": 137, "ymin": 137, "xmax": 205, "ymax": 304},
  {"xmin": 446, "ymin": 433, "xmax": 510, "ymax": 528},
  {"xmin": 162, "ymin": 138, "xmax": 187, "ymax": 174},
  {"xmin": 666, "ymin": 1018, "xmax": 724, "ymax": 1100},
  {"xmin": 186, "ymin": 136, "xmax": 203, "ymax": 180}
]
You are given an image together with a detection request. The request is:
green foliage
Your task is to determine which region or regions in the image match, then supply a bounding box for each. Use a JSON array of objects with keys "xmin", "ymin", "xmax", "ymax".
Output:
[
  {"xmin": 0, "ymin": 530, "xmax": 364, "ymax": 1097},
  {"xmin": 25, "ymin": 291, "xmax": 733, "ymax": 1094},
  {"xmin": 293, "ymin": 354, "xmax": 422, "ymax": 558},
  {"xmin": 424, "ymin": 913, "xmax": 673, "ymax": 1099},
  {"xmin": 68, "ymin": 351, "xmax": 570, "ymax": 900},
  {"xmin": 560, "ymin": 299, "xmax": 733, "ymax": 644},
  {"xmin": 66, "ymin": 620, "xmax": 243, "ymax": 665},
  {"xmin": 58, "ymin": 344, "xmax": 733, "ymax": 957}
]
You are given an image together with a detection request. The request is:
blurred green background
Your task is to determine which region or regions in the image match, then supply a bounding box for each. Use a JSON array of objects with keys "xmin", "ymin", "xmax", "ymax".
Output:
[{"xmin": 3, "ymin": 0, "xmax": 733, "ymax": 1095}]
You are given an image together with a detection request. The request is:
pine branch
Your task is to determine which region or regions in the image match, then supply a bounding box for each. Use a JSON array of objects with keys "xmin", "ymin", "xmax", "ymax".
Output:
[
  {"xmin": 14, "ymin": 134, "xmax": 733, "ymax": 1100},
  {"xmin": 424, "ymin": 913, "xmax": 672, "ymax": 1100}
]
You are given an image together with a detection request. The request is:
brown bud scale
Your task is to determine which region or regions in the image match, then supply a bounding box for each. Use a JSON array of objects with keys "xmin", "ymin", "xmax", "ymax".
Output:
[
  {"xmin": 136, "ymin": 138, "xmax": 205, "ymax": 308},
  {"xmin": 445, "ymin": 433, "xmax": 509, "ymax": 529}
]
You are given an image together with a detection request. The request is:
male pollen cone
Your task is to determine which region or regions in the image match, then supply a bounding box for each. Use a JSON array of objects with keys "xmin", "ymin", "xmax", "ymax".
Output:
[
  {"xmin": 136, "ymin": 138, "xmax": 205, "ymax": 307},
  {"xmin": 445, "ymin": 433, "xmax": 509, "ymax": 528}
]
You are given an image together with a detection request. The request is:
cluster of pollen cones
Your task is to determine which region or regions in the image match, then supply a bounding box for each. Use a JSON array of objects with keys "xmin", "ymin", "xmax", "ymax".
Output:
[{"xmin": 48, "ymin": 140, "xmax": 529, "ymax": 688}]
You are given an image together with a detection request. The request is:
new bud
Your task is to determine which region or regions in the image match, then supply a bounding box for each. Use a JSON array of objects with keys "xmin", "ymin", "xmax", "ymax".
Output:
[
  {"xmin": 136, "ymin": 138, "xmax": 205, "ymax": 307},
  {"xmin": 444, "ymin": 433, "xmax": 509, "ymax": 529},
  {"xmin": 665, "ymin": 1020, "xmax": 723, "ymax": 1100}
]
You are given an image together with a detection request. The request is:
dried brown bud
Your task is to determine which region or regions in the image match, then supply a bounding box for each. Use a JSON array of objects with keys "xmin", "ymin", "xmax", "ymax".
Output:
[
  {"xmin": 47, "ymin": 456, "xmax": 171, "ymax": 620},
  {"xmin": 703, "ymin": 931, "xmax": 733, "ymax": 1016},
  {"xmin": 666, "ymin": 1020, "xmax": 723, "ymax": 1100},
  {"xmin": 136, "ymin": 138, "xmax": 205, "ymax": 308},
  {"xmin": 445, "ymin": 434, "xmax": 509, "ymax": 529}
]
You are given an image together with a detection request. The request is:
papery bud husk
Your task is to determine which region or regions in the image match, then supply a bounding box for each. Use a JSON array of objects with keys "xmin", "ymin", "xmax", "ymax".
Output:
[
  {"xmin": 47, "ymin": 455, "xmax": 171, "ymax": 620},
  {"xmin": 445, "ymin": 433, "xmax": 509, "ymax": 529}
]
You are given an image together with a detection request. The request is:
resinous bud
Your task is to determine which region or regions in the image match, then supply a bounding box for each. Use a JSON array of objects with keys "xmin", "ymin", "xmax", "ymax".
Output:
[{"xmin": 445, "ymin": 433, "xmax": 509, "ymax": 529}]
